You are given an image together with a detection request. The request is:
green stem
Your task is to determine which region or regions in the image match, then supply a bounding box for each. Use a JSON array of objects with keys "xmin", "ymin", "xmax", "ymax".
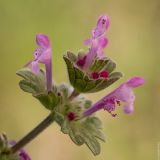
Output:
[
  {"xmin": 11, "ymin": 112, "xmax": 55, "ymax": 154},
  {"xmin": 69, "ymin": 89, "xmax": 80, "ymax": 101}
]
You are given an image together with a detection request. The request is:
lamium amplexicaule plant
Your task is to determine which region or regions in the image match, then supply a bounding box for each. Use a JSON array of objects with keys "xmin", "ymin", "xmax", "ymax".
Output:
[{"xmin": 0, "ymin": 15, "xmax": 145, "ymax": 160}]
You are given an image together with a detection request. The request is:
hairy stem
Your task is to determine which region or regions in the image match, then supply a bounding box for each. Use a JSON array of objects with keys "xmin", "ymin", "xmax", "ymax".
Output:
[
  {"xmin": 68, "ymin": 89, "xmax": 80, "ymax": 101},
  {"xmin": 11, "ymin": 112, "xmax": 55, "ymax": 153}
]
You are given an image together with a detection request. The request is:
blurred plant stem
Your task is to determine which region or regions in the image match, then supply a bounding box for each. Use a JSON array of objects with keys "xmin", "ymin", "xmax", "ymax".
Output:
[
  {"xmin": 11, "ymin": 112, "xmax": 55, "ymax": 154},
  {"xmin": 69, "ymin": 89, "xmax": 80, "ymax": 101}
]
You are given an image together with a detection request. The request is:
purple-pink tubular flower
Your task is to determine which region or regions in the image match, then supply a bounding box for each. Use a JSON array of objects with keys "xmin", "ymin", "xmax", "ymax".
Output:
[
  {"xmin": 83, "ymin": 77, "xmax": 145, "ymax": 117},
  {"xmin": 84, "ymin": 15, "xmax": 110, "ymax": 68},
  {"xmin": 25, "ymin": 34, "xmax": 52, "ymax": 91}
]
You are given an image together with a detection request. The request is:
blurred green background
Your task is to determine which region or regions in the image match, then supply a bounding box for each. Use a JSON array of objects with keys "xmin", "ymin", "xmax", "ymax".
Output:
[{"xmin": 0, "ymin": 0, "xmax": 160, "ymax": 159}]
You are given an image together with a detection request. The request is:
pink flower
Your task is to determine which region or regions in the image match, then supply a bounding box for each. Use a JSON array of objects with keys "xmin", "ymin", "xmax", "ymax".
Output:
[
  {"xmin": 83, "ymin": 77, "xmax": 145, "ymax": 117},
  {"xmin": 25, "ymin": 34, "xmax": 52, "ymax": 91},
  {"xmin": 84, "ymin": 15, "xmax": 110, "ymax": 68}
]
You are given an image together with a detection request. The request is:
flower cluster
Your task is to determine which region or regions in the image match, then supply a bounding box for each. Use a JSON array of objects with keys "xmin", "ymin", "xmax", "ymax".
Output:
[{"xmin": 1, "ymin": 14, "xmax": 145, "ymax": 159}]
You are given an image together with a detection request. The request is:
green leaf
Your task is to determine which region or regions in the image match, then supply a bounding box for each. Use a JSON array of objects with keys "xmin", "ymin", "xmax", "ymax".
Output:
[
  {"xmin": 17, "ymin": 68, "xmax": 65, "ymax": 110},
  {"xmin": 105, "ymin": 60, "xmax": 116, "ymax": 73},
  {"xmin": 80, "ymin": 129, "xmax": 101, "ymax": 156},
  {"xmin": 63, "ymin": 56, "xmax": 75, "ymax": 85},
  {"xmin": 90, "ymin": 58, "xmax": 110, "ymax": 72},
  {"xmin": 54, "ymin": 112, "xmax": 65, "ymax": 126},
  {"xmin": 69, "ymin": 129, "xmax": 84, "ymax": 146},
  {"xmin": 0, "ymin": 154, "xmax": 20, "ymax": 160},
  {"xmin": 57, "ymin": 114, "xmax": 105, "ymax": 156},
  {"xmin": 64, "ymin": 53, "xmax": 123, "ymax": 93},
  {"xmin": 84, "ymin": 118, "xmax": 105, "ymax": 142},
  {"xmin": 61, "ymin": 120, "xmax": 70, "ymax": 134},
  {"xmin": 35, "ymin": 91, "xmax": 59, "ymax": 110},
  {"xmin": 19, "ymin": 80, "xmax": 37, "ymax": 94},
  {"xmin": 67, "ymin": 51, "xmax": 77, "ymax": 62},
  {"xmin": 86, "ymin": 117, "xmax": 102, "ymax": 129},
  {"xmin": 17, "ymin": 68, "xmax": 46, "ymax": 95},
  {"xmin": 83, "ymin": 80, "xmax": 96, "ymax": 92},
  {"xmin": 74, "ymin": 79, "xmax": 87, "ymax": 91},
  {"xmin": 74, "ymin": 67, "xmax": 84, "ymax": 79},
  {"xmin": 84, "ymin": 100, "xmax": 92, "ymax": 109}
]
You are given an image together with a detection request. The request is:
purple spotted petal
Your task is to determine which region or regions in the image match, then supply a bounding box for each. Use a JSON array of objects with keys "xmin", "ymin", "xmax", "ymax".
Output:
[
  {"xmin": 92, "ymin": 15, "xmax": 110, "ymax": 38},
  {"xmin": 36, "ymin": 34, "xmax": 50, "ymax": 48},
  {"xmin": 97, "ymin": 15, "xmax": 110, "ymax": 30}
]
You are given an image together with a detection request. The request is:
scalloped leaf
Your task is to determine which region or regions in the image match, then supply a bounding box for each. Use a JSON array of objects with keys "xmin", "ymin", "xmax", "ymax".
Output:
[
  {"xmin": 56, "ymin": 114, "xmax": 105, "ymax": 156},
  {"xmin": 69, "ymin": 129, "xmax": 84, "ymax": 146},
  {"xmin": 80, "ymin": 130, "xmax": 100, "ymax": 155},
  {"xmin": 64, "ymin": 54, "xmax": 123, "ymax": 93},
  {"xmin": 17, "ymin": 68, "xmax": 46, "ymax": 95},
  {"xmin": 67, "ymin": 51, "xmax": 77, "ymax": 62},
  {"xmin": 17, "ymin": 68, "xmax": 62, "ymax": 110}
]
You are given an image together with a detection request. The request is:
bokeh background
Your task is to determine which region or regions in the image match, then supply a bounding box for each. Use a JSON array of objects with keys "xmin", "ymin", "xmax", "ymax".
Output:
[{"xmin": 0, "ymin": 0, "xmax": 160, "ymax": 159}]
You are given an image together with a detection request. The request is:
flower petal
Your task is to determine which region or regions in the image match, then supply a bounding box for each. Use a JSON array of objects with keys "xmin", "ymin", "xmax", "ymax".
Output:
[
  {"xmin": 92, "ymin": 15, "xmax": 110, "ymax": 38},
  {"xmin": 97, "ymin": 15, "xmax": 110, "ymax": 30},
  {"xmin": 84, "ymin": 38, "xmax": 92, "ymax": 46},
  {"xmin": 36, "ymin": 34, "xmax": 50, "ymax": 48},
  {"xmin": 123, "ymin": 104, "xmax": 134, "ymax": 114},
  {"xmin": 126, "ymin": 76, "xmax": 145, "ymax": 88},
  {"xmin": 45, "ymin": 60, "xmax": 52, "ymax": 91},
  {"xmin": 31, "ymin": 61, "xmax": 40, "ymax": 74},
  {"xmin": 97, "ymin": 37, "xmax": 109, "ymax": 58},
  {"xmin": 98, "ymin": 37, "xmax": 108, "ymax": 49}
]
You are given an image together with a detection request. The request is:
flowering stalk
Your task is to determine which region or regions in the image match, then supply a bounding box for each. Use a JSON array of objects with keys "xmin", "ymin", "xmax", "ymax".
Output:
[
  {"xmin": 68, "ymin": 89, "xmax": 80, "ymax": 101},
  {"xmin": 11, "ymin": 112, "xmax": 55, "ymax": 154},
  {"xmin": 0, "ymin": 15, "xmax": 145, "ymax": 158}
]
